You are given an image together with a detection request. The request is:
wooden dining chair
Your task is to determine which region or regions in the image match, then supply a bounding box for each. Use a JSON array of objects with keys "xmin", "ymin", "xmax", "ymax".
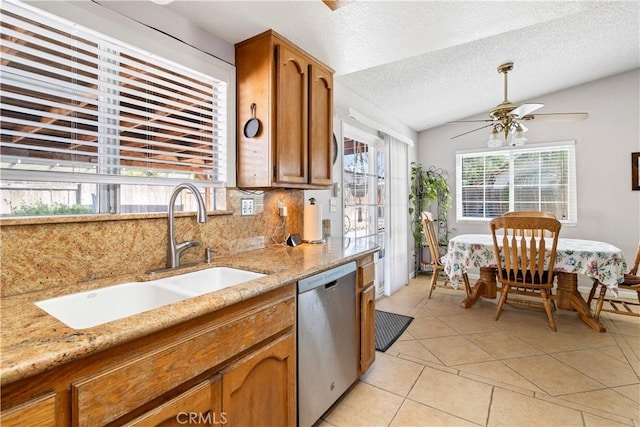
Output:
[
  {"xmin": 587, "ymin": 242, "xmax": 640, "ymax": 319},
  {"xmin": 489, "ymin": 216, "xmax": 562, "ymax": 331},
  {"xmin": 421, "ymin": 212, "xmax": 471, "ymax": 299}
]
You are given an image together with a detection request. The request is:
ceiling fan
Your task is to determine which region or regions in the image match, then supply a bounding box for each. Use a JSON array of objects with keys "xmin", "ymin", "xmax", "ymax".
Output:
[{"xmin": 449, "ymin": 62, "xmax": 588, "ymax": 146}]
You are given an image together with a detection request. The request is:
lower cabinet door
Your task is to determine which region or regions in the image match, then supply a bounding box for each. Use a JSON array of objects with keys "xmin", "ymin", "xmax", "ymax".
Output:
[
  {"xmin": 124, "ymin": 378, "xmax": 222, "ymax": 427},
  {"xmin": 221, "ymin": 332, "xmax": 296, "ymax": 427},
  {"xmin": 360, "ymin": 284, "xmax": 376, "ymax": 375},
  {"xmin": 0, "ymin": 393, "xmax": 56, "ymax": 427}
]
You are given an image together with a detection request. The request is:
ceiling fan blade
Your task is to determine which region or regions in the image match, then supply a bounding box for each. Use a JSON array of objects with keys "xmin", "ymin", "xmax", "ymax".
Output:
[
  {"xmin": 451, "ymin": 123, "xmax": 494, "ymax": 139},
  {"xmin": 322, "ymin": 0, "xmax": 353, "ymax": 10},
  {"xmin": 522, "ymin": 112, "xmax": 589, "ymax": 122},
  {"xmin": 510, "ymin": 103, "xmax": 544, "ymax": 118},
  {"xmin": 447, "ymin": 119, "xmax": 494, "ymax": 124}
]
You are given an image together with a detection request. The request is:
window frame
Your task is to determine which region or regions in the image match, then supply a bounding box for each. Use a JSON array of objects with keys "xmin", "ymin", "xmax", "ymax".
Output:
[{"xmin": 455, "ymin": 140, "xmax": 577, "ymax": 225}]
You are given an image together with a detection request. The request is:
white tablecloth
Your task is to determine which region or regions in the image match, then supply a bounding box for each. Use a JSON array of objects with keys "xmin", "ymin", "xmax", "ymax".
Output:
[{"xmin": 442, "ymin": 234, "xmax": 628, "ymax": 293}]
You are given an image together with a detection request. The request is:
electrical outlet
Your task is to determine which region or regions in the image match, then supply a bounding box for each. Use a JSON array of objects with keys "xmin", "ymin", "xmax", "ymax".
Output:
[
  {"xmin": 241, "ymin": 198, "xmax": 254, "ymax": 215},
  {"xmin": 277, "ymin": 198, "xmax": 285, "ymax": 208}
]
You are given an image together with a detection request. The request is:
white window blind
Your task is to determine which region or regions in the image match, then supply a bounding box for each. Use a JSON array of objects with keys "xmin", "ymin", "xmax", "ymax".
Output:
[
  {"xmin": 0, "ymin": 0, "xmax": 227, "ymax": 185},
  {"xmin": 456, "ymin": 141, "xmax": 577, "ymax": 224}
]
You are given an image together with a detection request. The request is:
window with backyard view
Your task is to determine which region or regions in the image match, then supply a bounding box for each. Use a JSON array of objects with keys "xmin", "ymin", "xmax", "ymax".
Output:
[
  {"xmin": 456, "ymin": 141, "xmax": 577, "ymax": 224},
  {"xmin": 0, "ymin": 0, "xmax": 229, "ymax": 216}
]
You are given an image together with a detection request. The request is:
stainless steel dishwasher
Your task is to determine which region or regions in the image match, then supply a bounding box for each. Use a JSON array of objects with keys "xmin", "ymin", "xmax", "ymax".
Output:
[{"xmin": 297, "ymin": 261, "xmax": 357, "ymax": 427}]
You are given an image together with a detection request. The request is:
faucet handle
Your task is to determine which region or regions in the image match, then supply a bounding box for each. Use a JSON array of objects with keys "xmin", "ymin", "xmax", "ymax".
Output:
[
  {"xmin": 175, "ymin": 240, "xmax": 201, "ymax": 252},
  {"xmin": 205, "ymin": 247, "xmax": 213, "ymax": 264}
]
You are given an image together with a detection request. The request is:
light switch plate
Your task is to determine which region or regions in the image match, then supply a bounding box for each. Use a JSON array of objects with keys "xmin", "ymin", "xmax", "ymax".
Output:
[
  {"xmin": 329, "ymin": 197, "xmax": 338, "ymax": 213},
  {"xmin": 241, "ymin": 198, "xmax": 254, "ymax": 215}
]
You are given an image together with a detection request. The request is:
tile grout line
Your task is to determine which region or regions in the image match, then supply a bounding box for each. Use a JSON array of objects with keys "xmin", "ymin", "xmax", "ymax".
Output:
[
  {"xmin": 534, "ymin": 392, "xmax": 637, "ymax": 425},
  {"xmin": 485, "ymin": 386, "xmax": 495, "ymax": 427}
]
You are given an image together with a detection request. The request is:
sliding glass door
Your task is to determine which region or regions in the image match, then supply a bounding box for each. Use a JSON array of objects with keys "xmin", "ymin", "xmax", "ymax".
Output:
[{"xmin": 343, "ymin": 126, "xmax": 386, "ymax": 297}]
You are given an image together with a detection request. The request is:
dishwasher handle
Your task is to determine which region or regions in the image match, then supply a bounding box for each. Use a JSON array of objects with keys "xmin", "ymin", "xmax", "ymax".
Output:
[{"xmin": 324, "ymin": 280, "xmax": 338, "ymax": 290}]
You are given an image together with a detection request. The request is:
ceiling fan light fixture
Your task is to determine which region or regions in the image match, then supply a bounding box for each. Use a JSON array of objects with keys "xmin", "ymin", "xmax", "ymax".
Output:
[
  {"xmin": 487, "ymin": 127, "xmax": 504, "ymax": 147},
  {"xmin": 510, "ymin": 123, "xmax": 527, "ymax": 146},
  {"xmin": 510, "ymin": 131, "xmax": 527, "ymax": 146}
]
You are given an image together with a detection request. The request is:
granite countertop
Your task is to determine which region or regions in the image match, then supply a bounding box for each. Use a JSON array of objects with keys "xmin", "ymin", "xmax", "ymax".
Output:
[{"xmin": 0, "ymin": 238, "xmax": 378, "ymax": 385}]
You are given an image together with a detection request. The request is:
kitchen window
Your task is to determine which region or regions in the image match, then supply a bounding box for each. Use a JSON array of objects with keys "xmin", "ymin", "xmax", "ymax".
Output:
[
  {"xmin": 0, "ymin": 0, "xmax": 231, "ymax": 216},
  {"xmin": 456, "ymin": 141, "xmax": 577, "ymax": 224}
]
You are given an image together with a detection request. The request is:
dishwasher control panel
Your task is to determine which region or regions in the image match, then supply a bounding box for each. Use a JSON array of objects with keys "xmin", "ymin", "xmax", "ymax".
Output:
[{"xmin": 297, "ymin": 262, "xmax": 356, "ymax": 294}]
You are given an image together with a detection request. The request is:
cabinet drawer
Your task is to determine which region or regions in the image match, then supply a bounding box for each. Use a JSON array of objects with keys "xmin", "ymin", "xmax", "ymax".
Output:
[
  {"xmin": 0, "ymin": 392, "xmax": 56, "ymax": 427},
  {"xmin": 358, "ymin": 262, "xmax": 375, "ymax": 289},
  {"xmin": 124, "ymin": 378, "xmax": 222, "ymax": 427},
  {"xmin": 357, "ymin": 253, "xmax": 374, "ymax": 267},
  {"xmin": 72, "ymin": 295, "xmax": 295, "ymax": 426}
]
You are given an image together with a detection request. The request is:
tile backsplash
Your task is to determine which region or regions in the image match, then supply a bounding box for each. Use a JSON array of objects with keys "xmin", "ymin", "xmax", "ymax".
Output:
[{"xmin": 0, "ymin": 189, "xmax": 303, "ymax": 297}]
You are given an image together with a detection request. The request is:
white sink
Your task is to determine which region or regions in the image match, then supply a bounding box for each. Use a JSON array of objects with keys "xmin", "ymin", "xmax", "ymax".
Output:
[
  {"xmin": 154, "ymin": 267, "xmax": 266, "ymax": 297},
  {"xmin": 35, "ymin": 267, "xmax": 266, "ymax": 329},
  {"xmin": 35, "ymin": 281, "xmax": 189, "ymax": 330}
]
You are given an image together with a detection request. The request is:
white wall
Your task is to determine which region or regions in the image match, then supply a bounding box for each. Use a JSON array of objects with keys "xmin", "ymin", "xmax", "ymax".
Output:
[{"xmin": 417, "ymin": 69, "xmax": 640, "ymax": 269}]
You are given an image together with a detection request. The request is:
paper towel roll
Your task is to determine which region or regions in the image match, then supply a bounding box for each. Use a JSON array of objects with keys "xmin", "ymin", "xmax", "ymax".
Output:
[{"xmin": 303, "ymin": 203, "xmax": 323, "ymax": 242}]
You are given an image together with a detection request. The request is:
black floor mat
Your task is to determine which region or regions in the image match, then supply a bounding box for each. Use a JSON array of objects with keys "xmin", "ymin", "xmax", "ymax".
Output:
[{"xmin": 375, "ymin": 310, "xmax": 414, "ymax": 352}]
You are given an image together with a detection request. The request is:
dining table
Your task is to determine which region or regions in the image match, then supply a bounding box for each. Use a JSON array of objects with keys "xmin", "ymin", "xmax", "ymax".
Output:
[{"xmin": 442, "ymin": 234, "xmax": 628, "ymax": 332}]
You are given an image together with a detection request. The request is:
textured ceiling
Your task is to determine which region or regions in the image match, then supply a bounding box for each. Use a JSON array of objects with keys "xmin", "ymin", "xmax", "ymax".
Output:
[{"xmin": 157, "ymin": 0, "xmax": 639, "ymax": 133}]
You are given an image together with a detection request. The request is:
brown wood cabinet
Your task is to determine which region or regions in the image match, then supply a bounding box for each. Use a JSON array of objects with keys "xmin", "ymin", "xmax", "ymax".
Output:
[
  {"xmin": 236, "ymin": 30, "xmax": 334, "ymax": 189},
  {"xmin": 0, "ymin": 284, "xmax": 296, "ymax": 427},
  {"xmin": 357, "ymin": 253, "xmax": 377, "ymax": 376}
]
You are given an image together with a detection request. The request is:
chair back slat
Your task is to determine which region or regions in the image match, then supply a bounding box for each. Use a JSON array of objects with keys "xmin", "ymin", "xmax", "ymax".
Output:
[
  {"xmin": 502, "ymin": 233, "xmax": 510, "ymax": 273},
  {"xmin": 523, "ymin": 235, "xmax": 532, "ymax": 274},
  {"xmin": 537, "ymin": 235, "xmax": 546, "ymax": 276},
  {"xmin": 490, "ymin": 216, "xmax": 561, "ymax": 288},
  {"xmin": 421, "ymin": 212, "xmax": 442, "ymax": 268},
  {"xmin": 516, "ymin": 234, "xmax": 522, "ymax": 271}
]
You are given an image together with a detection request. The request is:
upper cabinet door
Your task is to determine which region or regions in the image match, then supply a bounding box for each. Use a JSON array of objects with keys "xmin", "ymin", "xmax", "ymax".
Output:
[
  {"xmin": 308, "ymin": 64, "xmax": 333, "ymax": 186},
  {"xmin": 236, "ymin": 30, "xmax": 334, "ymax": 189},
  {"xmin": 275, "ymin": 43, "xmax": 308, "ymax": 185}
]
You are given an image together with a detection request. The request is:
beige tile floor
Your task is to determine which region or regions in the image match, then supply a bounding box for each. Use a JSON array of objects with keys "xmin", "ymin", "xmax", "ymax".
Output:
[{"xmin": 319, "ymin": 274, "xmax": 640, "ymax": 427}]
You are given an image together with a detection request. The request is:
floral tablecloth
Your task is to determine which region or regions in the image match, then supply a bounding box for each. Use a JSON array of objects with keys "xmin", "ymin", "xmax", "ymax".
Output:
[{"xmin": 442, "ymin": 234, "xmax": 628, "ymax": 294}]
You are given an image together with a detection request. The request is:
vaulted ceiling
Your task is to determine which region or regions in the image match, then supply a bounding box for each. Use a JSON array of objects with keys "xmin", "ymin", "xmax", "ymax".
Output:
[{"xmin": 123, "ymin": 1, "xmax": 640, "ymax": 133}]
